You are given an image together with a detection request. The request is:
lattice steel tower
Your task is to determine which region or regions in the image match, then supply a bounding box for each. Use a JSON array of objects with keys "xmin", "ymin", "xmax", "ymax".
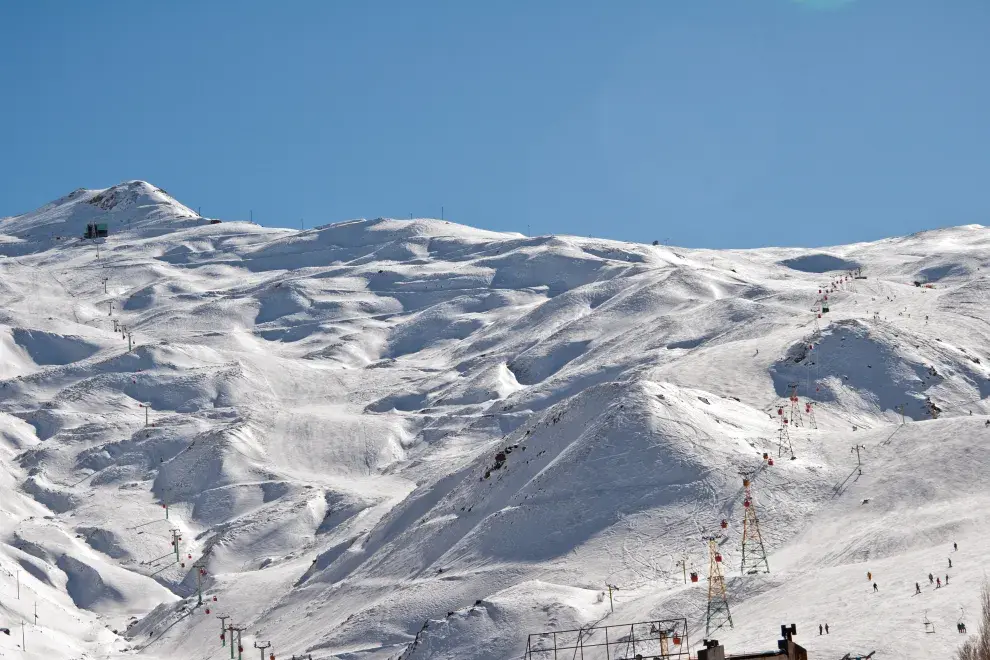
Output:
[
  {"xmin": 740, "ymin": 477, "xmax": 771, "ymax": 575},
  {"xmin": 788, "ymin": 384, "xmax": 803, "ymax": 427},
  {"xmin": 705, "ymin": 537, "xmax": 733, "ymax": 638}
]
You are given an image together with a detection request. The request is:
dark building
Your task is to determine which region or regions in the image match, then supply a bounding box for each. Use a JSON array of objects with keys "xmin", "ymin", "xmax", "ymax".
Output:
[
  {"xmin": 699, "ymin": 625, "xmax": 808, "ymax": 660},
  {"xmin": 84, "ymin": 222, "xmax": 109, "ymax": 239}
]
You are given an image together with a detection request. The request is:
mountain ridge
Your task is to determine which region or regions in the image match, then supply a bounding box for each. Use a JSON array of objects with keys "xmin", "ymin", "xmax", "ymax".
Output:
[{"xmin": 0, "ymin": 183, "xmax": 987, "ymax": 659}]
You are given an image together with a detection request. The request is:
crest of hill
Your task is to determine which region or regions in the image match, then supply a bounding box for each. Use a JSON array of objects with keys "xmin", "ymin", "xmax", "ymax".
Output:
[
  {"xmin": 242, "ymin": 216, "xmax": 524, "ymax": 265},
  {"xmin": 0, "ymin": 181, "xmax": 201, "ymax": 255}
]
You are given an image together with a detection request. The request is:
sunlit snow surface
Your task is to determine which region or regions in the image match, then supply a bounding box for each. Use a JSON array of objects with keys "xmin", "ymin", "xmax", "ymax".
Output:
[{"xmin": 0, "ymin": 182, "xmax": 987, "ymax": 659}]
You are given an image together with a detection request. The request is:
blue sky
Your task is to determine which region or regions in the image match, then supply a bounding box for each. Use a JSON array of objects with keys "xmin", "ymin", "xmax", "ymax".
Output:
[{"xmin": 1, "ymin": 0, "xmax": 987, "ymax": 248}]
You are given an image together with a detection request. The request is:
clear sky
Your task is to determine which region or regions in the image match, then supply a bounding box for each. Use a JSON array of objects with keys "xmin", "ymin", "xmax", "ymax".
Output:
[{"xmin": 1, "ymin": 0, "xmax": 988, "ymax": 248}]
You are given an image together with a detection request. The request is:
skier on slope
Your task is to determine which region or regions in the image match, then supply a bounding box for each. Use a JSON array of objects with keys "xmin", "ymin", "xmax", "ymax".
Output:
[
  {"xmin": 937, "ymin": 577, "xmax": 942, "ymax": 588},
  {"xmin": 916, "ymin": 582, "xmax": 921, "ymax": 595},
  {"xmin": 825, "ymin": 623, "xmax": 829, "ymax": 634},
  {"xmin": 819, "ymin": 624, "xmax": 823, "ymax": 635},
  {"xmin": 946, "ymin": 574, "xmax": 950, "ymax": 585},
  {"xmin": 949, "ymin": 557, "xmax": 952, "ymax": 568},
  {"xmin": 954, "ymin": 542, "xmax": 958, "ymax": 551},
  {"xmin": 873, "ymin": 582, "xmax": 879, "ymax": 592},
  {"xmin": 929, "ymin": 573, "xmax": 934, "ymax": 585}
]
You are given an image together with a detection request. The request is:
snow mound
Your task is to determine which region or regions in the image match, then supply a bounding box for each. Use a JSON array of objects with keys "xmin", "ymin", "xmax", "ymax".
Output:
[{"xmin": 11, "ymin": 328, "xmax": 102, "ymax": 366}]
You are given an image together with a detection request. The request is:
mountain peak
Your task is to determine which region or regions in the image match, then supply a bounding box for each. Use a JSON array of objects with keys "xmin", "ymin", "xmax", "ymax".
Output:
[
  {"xmin": 0, "ymin": 181, "xmax": 200, "ymax": 255},
  {"xmin": 82, "ymin": 180, "xmax": 195, "ymax": 218}
]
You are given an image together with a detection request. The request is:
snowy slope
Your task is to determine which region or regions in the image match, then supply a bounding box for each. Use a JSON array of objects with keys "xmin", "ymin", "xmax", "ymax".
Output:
[{"xmin": 0, "ymin": 182, "xmax": 988, "ymax": 659}]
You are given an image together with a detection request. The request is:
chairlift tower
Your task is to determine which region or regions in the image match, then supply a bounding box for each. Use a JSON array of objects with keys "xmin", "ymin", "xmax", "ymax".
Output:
[
  {"xmin": 217, "ymin": 614, "xmax": 229, "ymax": 647},
  {"xmin": 740, "ymin": 477, "xmax": 770, "ymax": 575},
  {"xmin": 788, "ymin": 384, "xmax": 803, "ymax": 427},
  {"xmin": 229, "ymin": 624, "xmax": 247, "ymax": 660},
  {"xmin": 776, "ymin": 410, "xmax": 793, "ymax": 459},
  {"xmin": 805, "ymin": 401, "xmax": 818, "ymax": 430},
  {"xmin": 705, "ymin": 537, "xmax": 733, "ymax": 638},
  {"xmin": 193, "ymin": 561, "xmax": 208, "ymax": 605}
]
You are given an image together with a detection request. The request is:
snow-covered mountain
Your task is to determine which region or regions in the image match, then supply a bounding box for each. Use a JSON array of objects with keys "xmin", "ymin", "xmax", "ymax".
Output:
[{"xmin": 1, "ymin": 181, "xmax": 988, "ymax": 660}]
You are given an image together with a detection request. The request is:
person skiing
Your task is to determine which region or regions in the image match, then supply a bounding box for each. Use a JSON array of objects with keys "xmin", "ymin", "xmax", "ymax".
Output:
[
  {"xmin": 946, "ymin": 574, "xmax": 950, "ymax": 585},
  {"xmin": 937, "ymin": 577, "xmax": 942, "ymax": 588},
  {"xmin": 825, "ymin": 623, "xmax": 830, "ymax": 634},
  {"xmin": 867, "ymin": 571, "xmax": 872, "ymax": 581},
  {"xmin": 954, "ymin": 542, "xmax": 958, "ymax": 551},
  {"xmin": 916, "ymin": 582, "xmax": 921, "ymax": 595},
  {"xmin": 949, "ymin": 557, "xmax": 952, "ymax": 568},
  {"xmin": 873, "ymin": 582, "xmax": 878, "ymax": 592},
  {"xmin": 819, "ymin": 624, "xmax": 823, "ymax": 635},
  {"xmin": 929, "ymin": 573, "xmax": 934, "ymax": 585}
]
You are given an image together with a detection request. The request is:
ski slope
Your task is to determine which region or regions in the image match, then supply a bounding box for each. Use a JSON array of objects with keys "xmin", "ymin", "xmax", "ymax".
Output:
[{"xmin": 0, "ymin": 181, "xmax": 988, "ymax": 659}]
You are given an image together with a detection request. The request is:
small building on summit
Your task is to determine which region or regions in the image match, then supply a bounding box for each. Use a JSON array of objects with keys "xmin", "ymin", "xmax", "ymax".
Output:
[{"xmin": 84, "ymin": 222, "xmax": 109, "ymax": 239}]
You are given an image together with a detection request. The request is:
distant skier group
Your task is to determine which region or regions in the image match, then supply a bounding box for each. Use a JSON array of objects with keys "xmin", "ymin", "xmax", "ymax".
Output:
[
  {"xmin": 866, "ymin": 543, "xmax": 958, "ymax": 605},
  {"xmin": 919, "ymin": 542, "xmax": 957, "ymax": 594}
]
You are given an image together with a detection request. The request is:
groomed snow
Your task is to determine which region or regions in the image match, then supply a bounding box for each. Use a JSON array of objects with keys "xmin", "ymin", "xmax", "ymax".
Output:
[{"xmin": 0, "ymin": 182, "xmax": 987, "ymax": 659}]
